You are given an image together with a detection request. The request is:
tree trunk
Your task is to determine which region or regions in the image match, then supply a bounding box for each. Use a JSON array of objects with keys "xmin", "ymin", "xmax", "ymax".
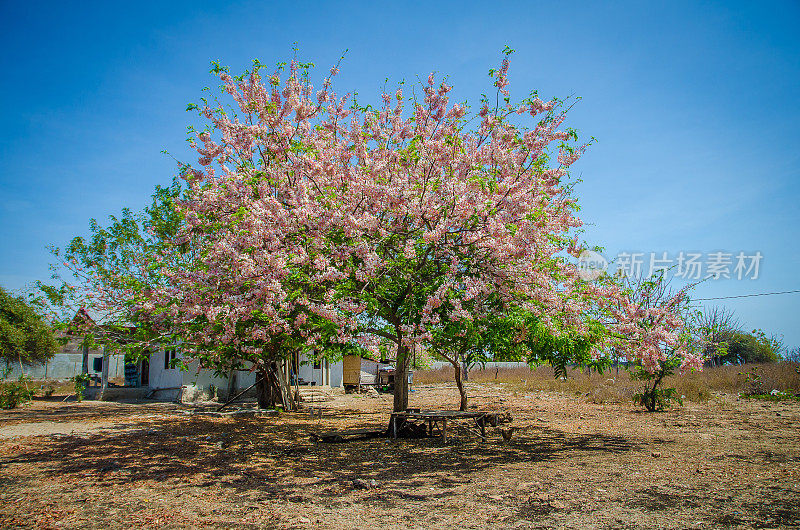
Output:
[
  {"xmin": 393, "ymin": 344, "xmax": 410, "ymax": 412},
  {"xmin": 273, "ymin": 359, "xmax": 295, "ymax": 411},
  {"xmin": 459, "ymin": 351, "xmax": 469, "ymax": 382},
  {"xmin": 255, "ymin": 367, "xmax": 271, "ymax": 409},
  {"xmin": 255, "ymin": 361, "xmax": 296, "ymax": 411},
  {"xmin": 18, "ymin": 354, "xmax": 28, "ymax": 391},
  {"xmin": 81, "ymin": 341, "xmax": 89, "ymax": 375},
  {"xmin": 452, "ymin": 359, "xmax": 468, "ymax": 411},
  {"xmin": 226, "ymin": 369, "xmax": 236, "ymax": 401}
]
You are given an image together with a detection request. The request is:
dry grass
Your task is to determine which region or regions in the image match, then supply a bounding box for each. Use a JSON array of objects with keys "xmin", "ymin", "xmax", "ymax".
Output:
[
  {"xmin": 21, "ymin": 377, "xmax": 127, "ymax": 397},
  {"xmin": 32, "ymin": 380, "xmax": 76, "ymax": 395},
  {"xmin": 415, "ymin": 362, "xmax": 800, "ymax": 404}
]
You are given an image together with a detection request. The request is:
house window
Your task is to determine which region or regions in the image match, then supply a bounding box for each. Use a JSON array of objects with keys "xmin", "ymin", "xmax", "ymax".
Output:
[
  {"xmin": 164, "ymin": 348, "xmax": 178, "ymax": 370},
  {"xmin": 92, "ymin": 357, "xmax": 103, "ymax": 372},
  {"xmin": 313, "ymin": 359, "xmax": 321, "ymax": 369}
]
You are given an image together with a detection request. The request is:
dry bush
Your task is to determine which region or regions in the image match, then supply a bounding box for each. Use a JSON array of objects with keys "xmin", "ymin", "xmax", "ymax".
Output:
[
  {"xmin": 414, "ymin": 366, "xmax": 453, "ymax": 384},
  {"xmin": 413, "ymin": 362, "xmax": 800, "ymax": 404},
  {"xmin": 22, "ymin": 379, "xmax": 96, "ymax": 397}
]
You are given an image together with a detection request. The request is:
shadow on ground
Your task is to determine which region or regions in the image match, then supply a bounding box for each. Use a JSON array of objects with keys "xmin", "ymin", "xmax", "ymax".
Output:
[
  {"xmin": 0, "ymin": 411, "xmax": 640, "ymax": 506},
  {"xmin": 0, "ymin": 402, "xmax": 185, "ymax": 425}
]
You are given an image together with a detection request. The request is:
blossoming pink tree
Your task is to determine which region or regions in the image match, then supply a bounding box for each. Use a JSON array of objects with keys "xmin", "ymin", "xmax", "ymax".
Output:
[
  {"xmin": 150, "ymin": 50, "xmax": 700, "ymax": 412},
  {"xmin": 608, "ymin": 271, "xmax": 703, "ymax": 410}
]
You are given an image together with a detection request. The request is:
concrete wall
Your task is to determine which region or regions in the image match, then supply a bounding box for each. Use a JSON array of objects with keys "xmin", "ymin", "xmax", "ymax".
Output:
[
  {"xmin": 1, "ymin": 334, "xmax": 126, "ymax": 381},
  {"xmin": 178, "ymin": 356, "xmax": 258, "ymax": 402},
  {"xmin": 148, "ymin": 350, "xmax": 184, "ymax": 390},
  {"xmin": 297, "ymin": 353, "xmax": 326, "ymax": 385},
  {"xmin": 329, "ymin": 360, "xmax": 343, "ymax": 387}
]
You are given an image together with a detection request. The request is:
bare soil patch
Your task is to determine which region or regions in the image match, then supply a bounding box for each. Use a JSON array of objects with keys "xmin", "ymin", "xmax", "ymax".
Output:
[{"xmin": 0, "ymin": 384, "xmax": 798, "ymax": 529}]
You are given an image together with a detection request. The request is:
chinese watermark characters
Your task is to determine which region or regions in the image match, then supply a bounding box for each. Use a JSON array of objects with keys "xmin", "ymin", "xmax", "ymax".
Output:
[{"xmin": 577, "ymin": 251, "xmax": 763, "ymax": 281}]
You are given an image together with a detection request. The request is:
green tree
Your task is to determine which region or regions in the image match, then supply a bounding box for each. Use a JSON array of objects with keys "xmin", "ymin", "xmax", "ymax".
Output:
[
  {"xmin": 35, "ymin": 179, "xmax": 191, "ymax": 400},
  {"xmin": 427, "ymin": 304, "xmax": 524, "ymax": 411},
  {"xmin": 724, "ymin": 330, "xmax": 781, "ymax": 364},
  {"xmin": 428, "ymin": 300, "xmax": 606, "ymax": 410},
  {"xmin": 39, "ymin": 178, "xmax": 187, "ymax": 352},
  {"xmin": 696, "ymin": 306, "xmax": 740, "ymax": 366},
  {"xmin": 0, "ymin": 286, "xmax": 59, "ymax": 368}
]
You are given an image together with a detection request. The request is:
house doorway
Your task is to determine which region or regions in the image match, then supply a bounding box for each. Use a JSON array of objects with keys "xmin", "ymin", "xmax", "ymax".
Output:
[{"xmin": 140, "ymin": 359, "xmax": 149, "ymax": 386}]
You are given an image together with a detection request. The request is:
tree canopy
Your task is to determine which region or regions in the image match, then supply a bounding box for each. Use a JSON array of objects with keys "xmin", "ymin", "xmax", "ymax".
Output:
[
  {"xmin": 40, "ymin": 178, "xmax": 187, "ymax": 353},
  {"xmin": 140, "ymin": 51, "xmax": 698, "ymax": 411},
  {"xmin": 0, "ymin": 286, "xmax": 59, "ymax": 366},
  {"xmin": 37, "ymin": 51, "xmax": 703, "ymax": 412}
]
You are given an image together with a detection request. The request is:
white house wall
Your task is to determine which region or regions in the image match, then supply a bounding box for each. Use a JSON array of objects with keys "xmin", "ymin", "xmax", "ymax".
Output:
[
  {"xmin": 146, "ymin": 348, "xmax": 346, "ymax": 401},
  {"xmin": 148, "ymin": 350, "xmax": 184, "ymax": 390},
  {"xmin": 329, "ymin": 360, "xmax": 343, "ymax": 387},
  {"xmin": 296, "ymin": 354, "xmax": 344, "ymax": 388},
  {"xmin": 221, "ymin": 369, "xmax": 257, "ymax": 393},
  {"xmin": 179, "ymin": 356, "xmax": 258, "ymax": 401},
  {"xmin": 297, "ymin": 355, "xmax": 325, "ymax": 386}
]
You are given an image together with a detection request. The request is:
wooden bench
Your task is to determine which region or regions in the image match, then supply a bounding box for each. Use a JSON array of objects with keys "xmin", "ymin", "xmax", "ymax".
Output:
[{"xmin": 389, "ymin": 410, "xmax": 496, "ymax": 442}]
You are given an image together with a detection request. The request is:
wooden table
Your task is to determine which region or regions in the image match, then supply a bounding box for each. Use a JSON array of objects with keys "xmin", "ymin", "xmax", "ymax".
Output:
[{"xmin": 389, "ymin": 410, "xmax": 492, "ymax": 442}]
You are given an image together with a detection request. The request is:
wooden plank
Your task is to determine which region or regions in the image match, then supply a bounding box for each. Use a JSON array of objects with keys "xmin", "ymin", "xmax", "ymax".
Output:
[{"xmin": 394, "ymin": 410, "xmax": 490, "ymax": 420}]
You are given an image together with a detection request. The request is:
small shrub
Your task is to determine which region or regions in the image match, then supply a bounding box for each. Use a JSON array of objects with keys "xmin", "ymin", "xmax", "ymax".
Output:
[
  {"xmin": 734, "ymin": 364, "xmax": 800, "ymax": 397},
  {"xmin": 71, "ymin": 373, "xmax": 91, "ymax": 402},
  {"xmin": 743, "ymin": 390, "xmax": 800, "ymax": 402},
  {"xmin": 0, "ymin": 381, "xmax": 36, "ymax": 409},
  {"xmin": 739, "ymin": 366, "xmax": 766, "ymax": 396},
  {"xmin": 42, "ymin": 385, "xmax": 55, "ymax": 398},
  {"xmin": 631, "ymin": 357, "xmax": 684, "ymax": 412}
]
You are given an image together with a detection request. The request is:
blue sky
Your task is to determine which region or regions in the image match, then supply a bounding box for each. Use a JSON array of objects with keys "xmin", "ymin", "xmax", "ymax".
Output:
[{"xmin": 1, "ymin": 0, "xmax": 799, "ymax": 349}]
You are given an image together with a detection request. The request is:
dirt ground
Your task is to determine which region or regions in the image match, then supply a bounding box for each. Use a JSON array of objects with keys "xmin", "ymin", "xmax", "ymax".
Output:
[{"xmin": 0, "ymin": 384, "xmax": 798, "ymax": 529}]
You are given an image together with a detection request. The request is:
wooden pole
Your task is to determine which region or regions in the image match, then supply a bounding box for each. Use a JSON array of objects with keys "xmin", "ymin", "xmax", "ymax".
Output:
[{"xmin": 100, "ymin": 346, "xmax": 109, "ymax": 400}]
